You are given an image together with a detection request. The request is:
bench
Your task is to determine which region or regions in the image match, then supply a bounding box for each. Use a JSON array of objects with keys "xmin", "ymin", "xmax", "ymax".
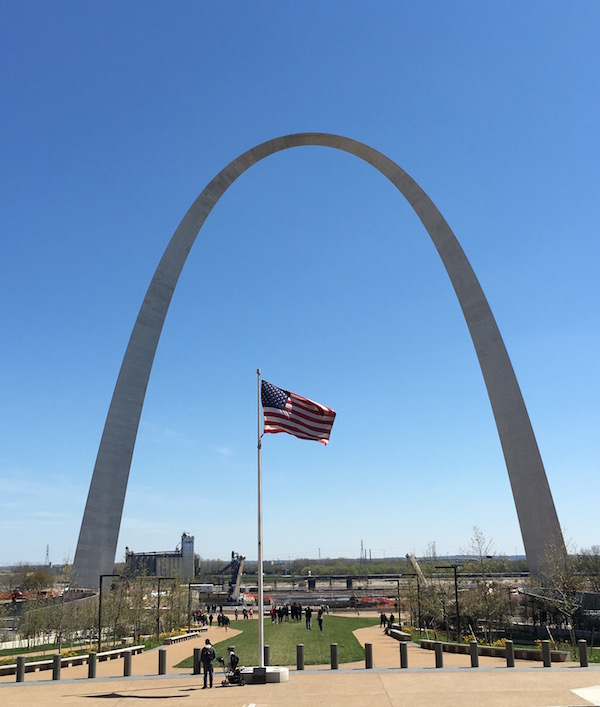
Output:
[
  {"xmin": 163, "ymin": 631, "xmax": 205, "ymax": 645},
  {"xmin": 0, "ymin": 645, "xmax": 145, "ymax": 677},
  {"xmin": 385, "ymin": 623, "xmax": 411, "ymax": 642}
]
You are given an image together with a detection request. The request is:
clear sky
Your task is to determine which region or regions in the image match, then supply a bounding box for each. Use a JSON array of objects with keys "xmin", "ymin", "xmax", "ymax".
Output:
[{"xmin": 1, "ymin": 1, "xmax": 598, "ymax": 568}]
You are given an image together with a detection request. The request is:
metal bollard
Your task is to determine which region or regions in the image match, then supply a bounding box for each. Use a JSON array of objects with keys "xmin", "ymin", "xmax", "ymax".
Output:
[
  {"xmin": 52, "ymin": 654, "xmax": 61, "ymax": 681},
  {"xmin": 88, "ymin": 651, "xmax": 97, "ymax": 679},
  {"xmin": 434, "ymin": 641, "xmax": 443, "ymax": 668},
  {"xmin": 264, "ymin": 644, "xmax": 270, "ymax": 667},
  {"xmin": 470, "ymin": 641, "xmax": 479, "ymax": 668},
  {"xmin": 158, "ymin": 648, "xmax": 167, "ymax": 675},
  {"xmin": 541, "ymin": 640, "xmax": 551, "ymax": 668},
  {"xmin": 505, "ymin": 640, "xmax": 515, "ymax": 668},
  {"xmin": 297, "ymin": 644, "xmax": 305, "ymax": 671},
  {"xmin": 123, "ymin": 649, "xmax": 132, "ymax": 676},
  {"xmin": 330, "ymin": 643, "xmax": 339, "ymax": 670},
  {"xmin": 16, "ymin": 656, "xmax": 25, "ymax": 683},
  {"xmin": 365, "ymin": 642, "xmax": 373, "ymax": 669},
  {"xmin": 578, "ymin": 639, "xmax": 588, "ymax": 668},
  {"xmin": 400, "ymin": 642, "xmax": 408, "ymax": 669},
  {"xmin": 193, "ymin": 647, "xmax": 201, "ymax": 675}
]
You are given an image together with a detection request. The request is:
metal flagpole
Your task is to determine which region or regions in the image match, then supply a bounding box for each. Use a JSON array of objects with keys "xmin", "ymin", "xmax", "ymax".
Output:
[{"xmin": 257, "ymin": 368, "xmax": 264, "ymax": 668}]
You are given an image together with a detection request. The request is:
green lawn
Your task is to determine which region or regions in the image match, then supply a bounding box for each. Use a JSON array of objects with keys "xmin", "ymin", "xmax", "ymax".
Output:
[{"xmin": 176, "ymin": 615, "xmax": 378, "ymax": 668}]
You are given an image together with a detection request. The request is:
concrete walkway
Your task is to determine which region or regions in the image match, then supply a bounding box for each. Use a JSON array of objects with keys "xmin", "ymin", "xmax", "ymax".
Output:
[{"xmin": 2, "ymin": 624, "xmax": 600, "ymax": 706}]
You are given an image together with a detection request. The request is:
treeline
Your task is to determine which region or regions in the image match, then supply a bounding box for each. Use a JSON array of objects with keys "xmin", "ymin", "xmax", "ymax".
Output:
[
  {"xmin": 226, "ymin": 555, "xmax": 528, "ymax": 580},
  {"xmin": 6, "ymin": 576, "xmax": 192, "ymax": 650}
]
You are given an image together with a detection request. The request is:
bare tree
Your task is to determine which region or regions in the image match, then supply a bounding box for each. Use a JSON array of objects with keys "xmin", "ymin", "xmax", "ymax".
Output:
[
  {"xmin": 537, "ymin": 539, "xmax": 583, "ymax": 646},
  {"xmin": 163, "ymin": 579, "xmax": 187, "ymax": 633},
  {"xmin": 460, "ymin": 527, "xmax": 510, "ymax": 643},
  {"xmin": 580, "ymin": 546, "xmax": 600, "ymax": 592},
  {"xmin": 103, "ymin": 580, "xmax": 130, "ymax": 647},
  {"xmin": 128, "ymin": 575, "xmax": 151, "ymax": 643}
]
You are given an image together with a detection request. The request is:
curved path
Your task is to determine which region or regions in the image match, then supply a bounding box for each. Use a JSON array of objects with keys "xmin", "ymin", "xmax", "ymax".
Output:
[{"xmin": 2, "ymin": 624, "xmax": 600, "ymax": 706}]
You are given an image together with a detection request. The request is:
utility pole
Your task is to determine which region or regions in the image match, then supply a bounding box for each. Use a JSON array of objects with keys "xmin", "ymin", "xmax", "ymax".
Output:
[
  {"xmin": 436, "ymin": 564, "xmax": 461, "ymax": 642},
  {"xmin": 98, "ymin": 574, "xmax": 119, "ymax": 653}
]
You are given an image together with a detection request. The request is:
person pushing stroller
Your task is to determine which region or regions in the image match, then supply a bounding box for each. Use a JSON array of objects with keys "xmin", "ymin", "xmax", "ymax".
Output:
[{"xmin": 218, "ymin": 646, "xmax": 244, "ymax": 687}]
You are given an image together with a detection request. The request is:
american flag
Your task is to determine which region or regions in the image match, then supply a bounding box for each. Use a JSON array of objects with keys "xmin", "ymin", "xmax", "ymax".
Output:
[{"xmin": 261, "ymin": 380, "xmax": 336, "ymax": 445}]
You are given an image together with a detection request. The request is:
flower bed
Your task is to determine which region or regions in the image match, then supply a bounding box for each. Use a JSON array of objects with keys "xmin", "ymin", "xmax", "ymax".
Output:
[{"xmin": 419, "ymin": 639, "xmax": 569, "ymax": 662}]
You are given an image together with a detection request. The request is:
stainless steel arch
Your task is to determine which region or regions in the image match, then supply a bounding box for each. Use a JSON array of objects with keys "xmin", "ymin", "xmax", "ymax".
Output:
[{"xmin": 73, "ymin": 133, "xmax": 564, "ymax": 588}]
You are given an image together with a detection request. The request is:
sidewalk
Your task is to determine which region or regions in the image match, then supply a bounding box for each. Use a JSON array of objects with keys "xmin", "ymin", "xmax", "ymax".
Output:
[{"xmin": 2, "ymin": 625, "xmax": 600, "ymax": 706}]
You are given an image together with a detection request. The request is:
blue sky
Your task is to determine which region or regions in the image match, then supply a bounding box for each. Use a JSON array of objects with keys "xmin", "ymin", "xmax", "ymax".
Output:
[{"xmin": 1, "ymin": 1, "xmax": 598, "ymax": 567}]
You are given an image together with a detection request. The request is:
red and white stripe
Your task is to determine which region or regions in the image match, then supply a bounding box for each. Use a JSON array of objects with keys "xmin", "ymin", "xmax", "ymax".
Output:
[{"xmin": 263, "ymin": 390, "xmax": 336, "ymax": 445}]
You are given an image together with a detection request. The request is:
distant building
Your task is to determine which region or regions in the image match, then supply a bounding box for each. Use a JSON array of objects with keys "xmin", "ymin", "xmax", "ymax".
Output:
[{"xmin": 125, "ymin": 532, "xmax": 199, "ymax": 580}]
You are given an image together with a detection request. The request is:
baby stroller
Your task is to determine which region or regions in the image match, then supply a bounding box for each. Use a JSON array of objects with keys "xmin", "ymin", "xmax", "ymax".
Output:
[{"xmin": 218, "ymin": 653, "xmax": 245, "ymax": 687}]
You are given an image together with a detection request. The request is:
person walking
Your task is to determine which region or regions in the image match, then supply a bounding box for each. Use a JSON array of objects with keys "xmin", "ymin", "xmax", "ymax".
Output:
[{"xmin": 200, "ymin": 638, "xmax": 216, "ymax": 689}]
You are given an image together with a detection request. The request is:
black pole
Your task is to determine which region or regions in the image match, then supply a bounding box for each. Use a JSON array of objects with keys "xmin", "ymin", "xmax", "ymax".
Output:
[
  {"xmin": 156, "ymin": 577, "xmax": 162, "ymax": 638},
  {"xmin": 453, "ymin": 565, "xmax": 460, "ymax": 643},
  {"xmin": 156, "ymin": 576, "xmax": 174, "ymax": 638},
  {"xmin": 98, "ymin": 573, "xmax": 118, "ymax": 653},
  {"xmin": 187, "ymin": 583, "xmax": 192, "ymax": 631},
  {"xmin": 435, "ymin": 564, "xmax": 461, "ymax": 642},
  {"xmin": 97, "ymin": 577, "xmax": 103, "ymax": 654}
]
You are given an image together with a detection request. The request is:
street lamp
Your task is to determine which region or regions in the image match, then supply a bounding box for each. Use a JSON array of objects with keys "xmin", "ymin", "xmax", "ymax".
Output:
[
  {"xmin": 98, "ymin": 574, "xmax": 119, "ymax": 653},
  {"xmin": 187, "ymin": 582, "xmax": 203, "ymax": 630},
  {"xmin": 156, "ymin": 577, "xmax": 173, "ymax": 639},
  {"xmin": 452, "ymin": 565, "xmax": 460, "ymax": 642},
  {"xmin": 436, "ymin": 564, "xmax": 461, "ymax": 642},
  {"xmin": 404, "ymin": 572, "xmax": 421, "ymax": 631}
]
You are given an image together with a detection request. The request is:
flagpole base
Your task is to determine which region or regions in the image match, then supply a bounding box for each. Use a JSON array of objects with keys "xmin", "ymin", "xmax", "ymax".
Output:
[{"xmin": 241, "ymin": 666, "xmax": 290, "ymax": 684}]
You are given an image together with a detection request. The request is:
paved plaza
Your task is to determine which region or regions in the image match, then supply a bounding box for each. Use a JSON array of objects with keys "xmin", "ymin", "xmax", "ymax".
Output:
[{"xmin": 2, "ymin": 623, "xmax": 600, "ymax": 706}]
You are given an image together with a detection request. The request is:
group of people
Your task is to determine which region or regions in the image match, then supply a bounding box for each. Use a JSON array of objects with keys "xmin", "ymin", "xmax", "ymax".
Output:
[
  {"xmin": 194, "ymin": 605, "xmax": 254, "ymax": 628},
  {"xmin": 267, "ymin": 603, "xmax": 326, "ymax": 631},
  {"xmin": 379, "ymin": 612, "xmax": 396, "ymax": 630},
  {"xmin": 233, "ymin": 606, "xmax": 252, "ymax": 620},
  {"xmin": 195, "ymin": 602, "xmax": 332, "ymax": 632}
]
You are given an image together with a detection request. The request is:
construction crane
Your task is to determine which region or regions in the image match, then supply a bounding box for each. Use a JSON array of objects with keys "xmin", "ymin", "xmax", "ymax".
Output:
[
  {"xmin": 406, "ymin": 553, "xmax": 428, "ymax": 587},
  {"xmin": 218, "ymin": 551, "xmax": 246, "ymax": 602}
]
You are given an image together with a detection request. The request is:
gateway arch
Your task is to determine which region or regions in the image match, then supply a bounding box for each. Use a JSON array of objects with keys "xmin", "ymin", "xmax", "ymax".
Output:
[{"xmin": 73, "ymin": 133, "xmax": 564, "ymax": 589}]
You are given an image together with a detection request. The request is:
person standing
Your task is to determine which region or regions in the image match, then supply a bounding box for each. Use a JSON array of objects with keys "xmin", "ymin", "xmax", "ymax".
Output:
[
  {"xmin": 317, "ymin": 607, "xmax": 324, "ymax": 631},
  {"xmin": 200, "ymin": 638, "xmax": 216, "ymax": 689},
  {"xmin": 305, "ymin": 606, "xmax": 312, "ymax": 629}
]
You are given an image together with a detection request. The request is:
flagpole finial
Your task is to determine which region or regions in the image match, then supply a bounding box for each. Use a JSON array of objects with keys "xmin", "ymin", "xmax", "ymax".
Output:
[{"xmin": 257, "ymin": 368, "xmax": 261, "ymax": 376}]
